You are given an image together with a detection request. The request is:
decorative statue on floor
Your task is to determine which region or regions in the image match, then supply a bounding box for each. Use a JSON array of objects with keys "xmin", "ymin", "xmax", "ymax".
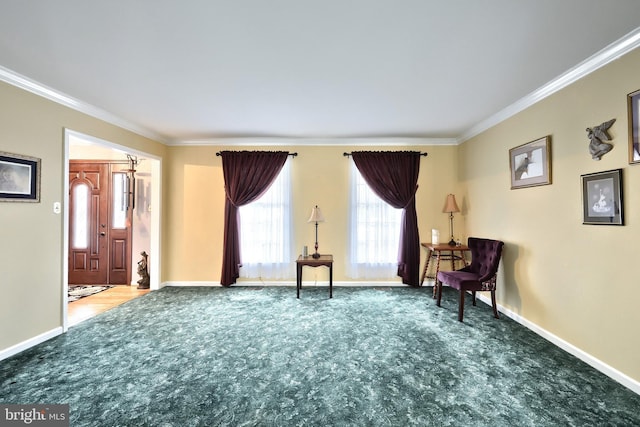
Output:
[
  {"xmin": 586, "ymin": 118, "xmax": 616, "ymax": 160},
  {"xmin": 137, "ymin": 251, "xmax": 150, "ymax": 289}
]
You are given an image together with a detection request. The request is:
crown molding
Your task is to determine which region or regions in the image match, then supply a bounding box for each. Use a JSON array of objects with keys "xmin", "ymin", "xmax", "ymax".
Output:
[
  {"xmin": 458, "ymin": 26, "xmax": 640, "ymax": 144},
  {"xmin": 3, "ymin": 25, "xmax": 639, "ymax": 147},
  {"xmin": 0, "ymin": 66, "xmax": 169, "ymax": 144},
  {"xmin": 174, "ymin": 137, "xmax": 458, "ymax": 147},
  {"xmin": 0, "ymin": 66, "xmax": 454, "ymax": 147}
]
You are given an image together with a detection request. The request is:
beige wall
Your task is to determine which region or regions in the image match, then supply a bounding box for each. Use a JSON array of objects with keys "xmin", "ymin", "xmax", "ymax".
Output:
[
  {"xmin": 163, "ymin": 144, "xmax": 460, "ymax": 283},
  {"xmin": 0, "ymin": 81, "xmax": 166, "ymax": 352},
  {"xmin": 459, "ymin": 48, "xmax": 640, "ymax": 382}
]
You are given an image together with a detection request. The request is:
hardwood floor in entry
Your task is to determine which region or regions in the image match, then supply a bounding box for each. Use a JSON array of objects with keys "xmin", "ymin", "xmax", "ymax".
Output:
[{"xmin": 68, "ymin": 285, "xmax": 150, "ymax": 327}]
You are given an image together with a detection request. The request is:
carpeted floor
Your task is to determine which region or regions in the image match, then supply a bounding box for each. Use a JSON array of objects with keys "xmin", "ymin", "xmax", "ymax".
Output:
[{"xmin": 1, "ymin": 286, "xmax": 639, "ymax": 426}]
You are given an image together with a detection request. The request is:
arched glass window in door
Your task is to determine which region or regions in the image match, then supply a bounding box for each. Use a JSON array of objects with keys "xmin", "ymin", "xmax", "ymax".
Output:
[{"xmin": 72, "ymin": 182, "xmax": 89, "ymax": 249}]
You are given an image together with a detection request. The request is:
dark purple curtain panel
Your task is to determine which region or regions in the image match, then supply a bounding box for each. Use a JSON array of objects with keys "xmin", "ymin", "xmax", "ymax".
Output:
[
  {"xmin": 351, "ymin": 151, "xmax": 421, "ymax": 286},
  {"xmin": 220, "ymin": 151, "xmax": 289, "ymax": 286}
]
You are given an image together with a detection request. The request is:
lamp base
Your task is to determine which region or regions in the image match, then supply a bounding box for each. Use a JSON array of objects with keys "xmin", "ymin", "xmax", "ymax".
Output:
[
  {"xmin": 312, "ymin": 252, "xmax": 320, "ymax": 259},
  {"xmin": 448, "ymin": 239, "xmax": 456, "ymax": 246}
]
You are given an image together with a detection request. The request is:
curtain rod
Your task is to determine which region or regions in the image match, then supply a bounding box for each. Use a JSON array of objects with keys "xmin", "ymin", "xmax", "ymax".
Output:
[
  {"xmin": 216, "ymin": 152, "xmax": 297, "ymax": 157},
  {"xmin": 343, "ymin": 152, "xmax": 428, "ymax": 157}
]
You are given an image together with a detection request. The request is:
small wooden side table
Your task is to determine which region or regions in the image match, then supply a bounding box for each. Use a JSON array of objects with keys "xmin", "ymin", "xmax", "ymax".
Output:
[
  {"xmin": 296, "ymin": 254, "xmax": 333, "ymax": 298},
  {"xmin": 420, "ymin": 243, "xmax": 470, "ymax": 298}
]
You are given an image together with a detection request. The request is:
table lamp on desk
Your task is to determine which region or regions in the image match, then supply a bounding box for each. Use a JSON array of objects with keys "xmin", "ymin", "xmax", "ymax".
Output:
[
  {"xmin": 443, "ymin": 194, "xmax": 460, "ymax": 246},
  {"xmin": 308, "ymin": 205, "xmax": 325, "ymax": 258}
]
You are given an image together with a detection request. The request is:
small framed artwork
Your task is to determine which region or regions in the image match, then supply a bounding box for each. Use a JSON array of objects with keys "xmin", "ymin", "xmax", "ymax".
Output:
[
  {"xmin": 509, "ymin": 136, "xmax": 551, "ymax": 189},
  {"xmin": 581, "ymin": 168, "xmax": 623, "ymax": 225},
  {"xmin": 0, "ymin": 151, "xmax": 41, "ymax": 202},
  {"xmin": 627, "ymin": 89, "xmax": 640, "ymax": 164}
]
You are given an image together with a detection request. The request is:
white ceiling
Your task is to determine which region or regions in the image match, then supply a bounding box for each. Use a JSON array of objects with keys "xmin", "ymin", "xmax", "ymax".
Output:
[{"xmin": 1, "ymin": 1, "xmax": 640, "ymax": 145}]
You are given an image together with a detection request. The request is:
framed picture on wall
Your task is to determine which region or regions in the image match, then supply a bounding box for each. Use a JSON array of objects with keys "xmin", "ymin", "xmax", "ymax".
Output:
[
  {"xmin": 627, "ymin": 89, "xmax": 640, "ymax": 164},
  {"xmin": 509, "ymin": 136, "xmax": 551, "ymax": 189},
  {"xmin": 0, "ymin": 151, "xmax": 41, "ymax": 202},
  {"xmin": 581, "ymin": 169, "xmax": 623, "ymax": 226}
]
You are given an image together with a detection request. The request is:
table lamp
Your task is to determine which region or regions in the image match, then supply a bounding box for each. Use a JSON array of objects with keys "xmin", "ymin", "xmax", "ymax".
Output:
[
  {"xmin": 307, "ymin": 205, "xmax": 325, "ymax": 258},
  {"xmin": 443, "ymin": 194, "xmax": 460, "ymax": 246}
]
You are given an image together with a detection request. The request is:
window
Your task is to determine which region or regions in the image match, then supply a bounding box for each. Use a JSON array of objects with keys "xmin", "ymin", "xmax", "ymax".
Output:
[
  {"xmin": 239, "ymin": 159, "xmax": 293, "ymax": 279},
  {"xmin": 348, "ymin": 161, "xmax": 402, "ymax": 279},
  {"xmin": 71, "ymin": 183, "xmax": 89, "ymax": 249},
  {"xmin": 112, "ymin": 173, "xmax": 127, "ymax": 229}
]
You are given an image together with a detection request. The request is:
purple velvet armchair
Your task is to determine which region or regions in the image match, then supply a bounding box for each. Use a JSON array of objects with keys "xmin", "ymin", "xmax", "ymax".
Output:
[{"xmin": 436, "ymin": 237, "xmax": 504, "ymax": 322}]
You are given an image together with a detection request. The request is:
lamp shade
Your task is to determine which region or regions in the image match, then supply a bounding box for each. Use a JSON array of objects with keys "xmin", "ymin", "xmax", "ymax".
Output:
[
  {"xmin": 308, "ymin": 205, "xmax": 325, "ymax": 223},
  {"xmin": 443, "ymin": 194, "xmax": 460, "ymax": 213}
]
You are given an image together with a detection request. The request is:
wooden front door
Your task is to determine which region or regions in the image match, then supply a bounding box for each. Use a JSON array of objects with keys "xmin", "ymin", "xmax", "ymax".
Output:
[{"xmin": 69, "ymin": 161, "xmax": 132, "ymax": 285}]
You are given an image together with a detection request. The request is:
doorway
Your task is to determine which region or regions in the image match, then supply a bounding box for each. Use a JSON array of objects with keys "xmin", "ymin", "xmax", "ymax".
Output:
[
  {"xmin": 68, "ymin": 161, "xmax": 133, "ymax": 285},
  {"xmin": 63, "ymin": 129, "xmax": 162, "ymax": 330}
]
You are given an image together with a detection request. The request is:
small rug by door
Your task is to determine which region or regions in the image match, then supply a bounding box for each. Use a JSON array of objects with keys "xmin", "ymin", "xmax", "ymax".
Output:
[{"xmin": 68, "ymin": 285, "xmax": 113, "ymax": 302}]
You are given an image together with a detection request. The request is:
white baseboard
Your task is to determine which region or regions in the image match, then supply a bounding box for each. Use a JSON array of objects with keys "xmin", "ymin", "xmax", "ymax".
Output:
[
  {"xmin": 161, "ymin": 280, "xmax": 407, "ymax": 288},
  {"xmin": 161, "ymin": 281, "xmax": 223, "ymax": 287},
  {"xmin": 475, "ymin": 293, "xmax": 640, "ymax": 395},
  {"xmin": 0, "ymin": 327, "xmax": 63, "ymax": 362}
]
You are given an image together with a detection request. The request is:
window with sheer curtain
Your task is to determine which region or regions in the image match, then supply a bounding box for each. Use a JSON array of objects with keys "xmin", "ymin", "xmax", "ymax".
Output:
[
  {"xmin": 348, "ymin": 161, "xmax": 403, "ymax": 279},
  {"xmin": 239, "ymin": 159, "xmax": 293, "ymax": 279}
]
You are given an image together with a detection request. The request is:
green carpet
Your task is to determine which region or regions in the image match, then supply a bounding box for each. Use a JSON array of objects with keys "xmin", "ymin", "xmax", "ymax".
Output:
[{"xmin": 1, "ymin": 286, "xmax": 639, "ymax": 426}]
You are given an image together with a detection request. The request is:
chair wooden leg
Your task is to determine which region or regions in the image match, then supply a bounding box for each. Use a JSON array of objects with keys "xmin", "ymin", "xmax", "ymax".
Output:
[
  {"xmin": 436, "ymin": 280, "xmax": 442, "ymax": 307},
  {"xmin": 472, "ymin": 290, "xmax": 477, "ymax": 306},
  {"xmin": 491, "ymin": 290, "xmax": 499, "ymax": 319},
  {"xmin": 458, "ymin": 290, "xmax": 465, "ymax": 322}
]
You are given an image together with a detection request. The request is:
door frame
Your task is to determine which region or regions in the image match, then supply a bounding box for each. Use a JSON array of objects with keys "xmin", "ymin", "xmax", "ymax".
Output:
[
  {"xmin": 68, "ymin": 160, "xmax": 134, "ymax": 285},
  {"xmin": 62, "ymin": 129, "xmax": 162, "ymax": 332}
]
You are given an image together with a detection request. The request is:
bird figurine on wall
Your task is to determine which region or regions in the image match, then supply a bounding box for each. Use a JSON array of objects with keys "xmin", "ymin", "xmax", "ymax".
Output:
[{"xmin": 586, "ymin": 118, "xmax": 616, "ymax": 160}]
